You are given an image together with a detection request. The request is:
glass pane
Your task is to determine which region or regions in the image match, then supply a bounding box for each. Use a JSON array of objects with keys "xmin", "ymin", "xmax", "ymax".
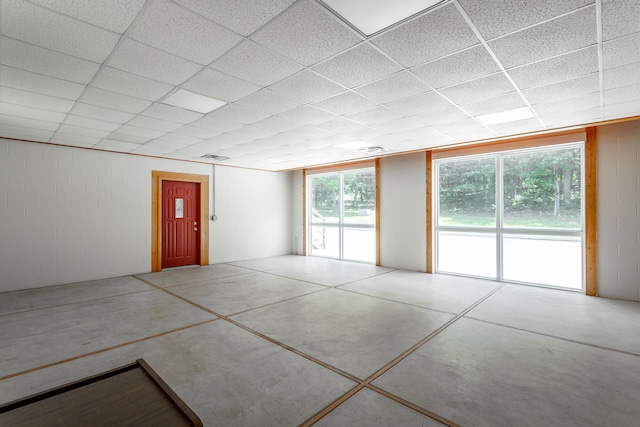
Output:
[
  {"xmin": 437, "ymin": 232, "xmax": 496, "ymax": 278},
  {"xmin": 344, "ymin": 228, "xmax": 375, "ymax": 263},
  {"xmin": 503, "ymin": 147, "xmax": 582, "ymax": 229},
  {"xmin": 438, "ymin": 157, "xmax": 496, "ymax": 227},
  {"xmin": 310, "ymin": 174, "xmax": 339, "ymax": 224},
  {"xmin": 175, "ymin": 198, "xmax": 184, "ymax": 218},
  {"xmin": 503, "ymin": 235, "xmax": 582, "ymax": 289},
  {"xmin": 310, "ymin": 226, "xmax": 339, "ymax": 258},
  {"xmin": 343, "ymin": 169, "xmax": 376, "ymax": 225}
]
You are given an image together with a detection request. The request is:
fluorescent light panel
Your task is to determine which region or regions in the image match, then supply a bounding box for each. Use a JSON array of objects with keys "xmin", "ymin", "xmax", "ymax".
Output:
[
  {"xmin": 323, "ymin": 0, "xmax": 443, "ymax": 35},
  {"xmin": 162, "ymin": 89, "xmax": 226, "ymax": 114},
  {"xmin": 476, "ymin": 107, "xmax": 535, "ymax": 126}
]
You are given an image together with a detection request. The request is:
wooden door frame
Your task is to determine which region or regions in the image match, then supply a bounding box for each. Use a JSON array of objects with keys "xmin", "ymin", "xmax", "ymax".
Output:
[{"xmin": 152, "ymin": 171, "xmax": 209, "ymax": 272}]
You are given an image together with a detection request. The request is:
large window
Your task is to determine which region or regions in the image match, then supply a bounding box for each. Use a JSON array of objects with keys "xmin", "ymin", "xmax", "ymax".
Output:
[
  {"xmin": 308, "ymin": 167, "xmax": 376, "ymax": 263},
  {"xmin": 434, "ymin": 143, "xmax": 584, "ymax": 290}
]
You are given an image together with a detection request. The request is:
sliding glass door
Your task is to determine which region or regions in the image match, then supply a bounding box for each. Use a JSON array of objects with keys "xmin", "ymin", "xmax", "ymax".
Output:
[
  {"xmin": 434, "ymin": 143, "xmax": 584, "ymax": 290},
  {"xmin": 308, "ymin": 168, "xmax": 376, "ymax": 263}
]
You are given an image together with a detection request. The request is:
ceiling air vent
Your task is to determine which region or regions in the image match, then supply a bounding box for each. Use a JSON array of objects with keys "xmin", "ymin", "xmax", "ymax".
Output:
[
  {"xmin": 199, "ymin": 154, "xmax": 229, "ymax": 161},
  {"xmin": 359, "ymin": 146, "xmax": 388, "ymax": 154}
]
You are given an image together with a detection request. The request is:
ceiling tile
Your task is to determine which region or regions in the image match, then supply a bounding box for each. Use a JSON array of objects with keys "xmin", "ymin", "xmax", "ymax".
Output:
[
  {"xmin": 0, "ymin": 113, "xmax": 60, "ymax": 131},
  {"xmin": 205, "ymin": 133, "xmax": 253, "ymax": 146},
  {"xmin": 254, "ymin": 116, "xmax": 300, "ymax": 132},
  {"xmin": 439, "ymin": 72, "xmax": 515, "ymax": 104},
  {"xmin": 0, "ymin": 102, "xmax": 65, "ymax": 123},
  {"xmin": 539, "ymin": 106, "xmax": 602, "ymax": 128},
  {"xmin": 0, "ymin": 123, "xmax": 54, "ymax": 139},
  {"xmin": 268, "ymin": 70, "xmax": 346, "ymax": 104},
  {"xmin": 313, "ymin": 117, "xmax": 365, "ymax": 134},
  {"xmin": 279, "ymin": 127, "xmax": 332, "ymax": 141},
  {"xmin": 0, "ymin": 66, "xmax": 85, "ymax": 100},
  {"xmin": 312, "ymin": 91, "xmax": 378, "ymax": 116},
  {"xmin": 207, "ymin": 104, "xmax": 271, "ymax": 124},
  {"xmin": 356, "ymin": 71, "xmax": 430, "ymax": 104},
  {"xmin": 211, "ymin": 40, "xmax": 303, "ymax": 86},
  {"xmin": 489, "ymin": 118, "xmax": 545, "ymax": 136},
  {"xmin": 415, "ymin": 108, "xmax": 470, "ymax": 126},
  {"xmin": 129, "ymin": 0, "xmax": 242, "ymax": 65},
  {"xmin": 372, "ymin": 3, "xmax": 479, "ymax": 67},
  {"xmin": 250, "ymin": 0, "xmax": 362, "ymax": 66},
  {"xmin": 189, "ymin": 115, "xmax": 244, "ymax": 132},
  {"xmin": 346, "ymin": 106, "xmax": 401, "ymax": 126},
  {"xmin": 174, "ymin": 0, "xmax": 296, "ymax": 36},
  {"xmin": 126, "ymin": 116, "xmax": 183, "ymax": 132},
  {"xmin": 602, "ymin": 0, "xmax": 640, "ymax": 41},
  {"xmin": 116, "ymin": 124, "xmax": 167, "ymax": 139},
  {"xmin": 142, "ymin": 140, "xmax": 189, "ymax": 150},
  {"xmin": 107, "ymin": 39, "xmax": 202, "ymax": 85},
  {"xmin": 51, "ymin": 133, "xmax": 100, "ymax": 147},
  {"xmin": 0, "ymin": 37, "xmax": 99, "ymax": 84},
  {"xmin": 95, "ymin": 139, "xmax": 141, "ymax": 152},
  {"xmin": 106, "ymin": 132, "xmax": 150, "ymax": 144},
  {"xmin": 311, "ymin": 43, "xmax": 402, "ymax": 88},
  {"xmin": 141, "ymin": 103, "xmax": 203, "ymax": 124},
  {"xmin": 131, "ymin": 145, "xmax": 174, "ymax": 155},
  {"xmin": 277, "ymin": 105, "xmax": 339, "ymax": 125},
  {"xmin": 433, "ymin": 118, "xmax": 495, "ymax": 140},
  {"xmin": 0, "ymin": 86, "xmax": 74, "ymax": 113},
  {"xmin": 374, "ymin": 115, "xmax": 430, "ymax": 133},
  {"xmin": 458, "ymin": 0, "xmax": 593, "ymax": 40},
  {"xmin": 341, "ymin": 127, "xmax": 385, "ymax": 141},
  {"xmin": 81, "ymin": 87, "xmax": 152, "ymax": 114},
  {"xmin": 522, "ymin": 73, "xmax": 600, "ymax": 105},
  {"xmin": 508, "ymin": 46, "xmax": 598, "ymax": 90},
  {"xmin": 384, "ymin": 91, "xmax": 453, "ymax": 116},
  {"xmin": 172, "ymin": 125, "xmax": 221, "ymax": 139},
  {"xmin": 71, "ymin": 103, "xmax": 136, "ymax": 124},
  {"xmin": 91, "ymin": 67, "xmax": 173, "ymax": 101},
  {"xmin": 2, "ymin": 0, "xmax": 119, "ymax": 62},
  {"xmin": 57, "ymin": 124, "xmax": 111, "ymax": 138},
  {"xmin": 605, "ymin": 99, "xmax": 640, "ymax": 120},
  {"xmin": 182, "ymin": 68, "xmax": 261, "ymax": 102},
  {"xmin": 604, "ymin": 62, "xmax": 640, "ymax": 91},
  {"xmin": 489, "ymin": 7, "xmax": 597, "ymax": 69},
  {"xmin": 27, "ymin": 0, "xmax": 146, "ymax": 33},
  {"xmin": 411, "ymin": 45, "xmax": 500, "ymax": 89},
  {"xmin": 533, "ymin": 93, "xmax": 601, "ymax": 118},
  {"xmin": 64, "ymin": 115, "xmax": 122, "ymax": 132},
  {"xmin": 603, "ymin": 32, "xmax": 640, "ymax": 70},
  {"xmin": 461, "ymin": 92, "xmax": 527, "ymax": 116},
  {"xmin": 236, "ymin": 89, "xmax": 302, "ymax": 115},
  {"xmin": 604, "ymin": 83, "xmax": 640, "ymax": 106},
  {"xmin": 158, "ymin": 132, "xmax": 203, "ymax": 145},
  {"xmin": 229, "ymin": 124, "xmax": 277, "ymax": 140}
]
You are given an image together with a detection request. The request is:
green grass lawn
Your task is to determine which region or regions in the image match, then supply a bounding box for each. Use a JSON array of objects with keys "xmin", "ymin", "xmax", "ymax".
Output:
[{"xmin": 439, "ymin": 213, "xmax": 580, "ymax": 228}]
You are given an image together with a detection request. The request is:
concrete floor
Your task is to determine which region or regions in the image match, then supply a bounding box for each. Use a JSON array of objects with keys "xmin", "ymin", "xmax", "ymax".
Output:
[{"xmin": 1, "ymin": 255, "xmax": 639, "ymax": 426}]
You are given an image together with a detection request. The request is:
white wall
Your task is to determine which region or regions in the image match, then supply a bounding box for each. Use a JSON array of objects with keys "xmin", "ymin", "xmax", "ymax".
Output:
[
  {"xmin": 291, "ymin": 170, "xmax": 304, "ymax": 255},
  {"xmin": 0, "ymin": 139, "xmax": 292, "ymax": 292},
  {"xmin": 379, "ymin": 152, "xmax": 427, "ymax": 271},
  {"xmin": 597, "ymin": 120, "xmax": 640, "ymax": 301},
  {"xmin": 210, "ymin": 165, "xmax": 292, "ymax": 263}
]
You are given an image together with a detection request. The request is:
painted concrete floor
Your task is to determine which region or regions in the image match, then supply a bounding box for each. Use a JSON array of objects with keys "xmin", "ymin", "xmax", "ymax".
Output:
[{"xmin": 1, "ymin": 255, "xmax": 640, "ymax": 426}]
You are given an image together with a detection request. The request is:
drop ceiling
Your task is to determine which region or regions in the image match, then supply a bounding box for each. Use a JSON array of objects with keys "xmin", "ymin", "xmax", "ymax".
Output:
[{"xmin": 0, "ymin": 0, "xmax": 638, "ymax": 171}]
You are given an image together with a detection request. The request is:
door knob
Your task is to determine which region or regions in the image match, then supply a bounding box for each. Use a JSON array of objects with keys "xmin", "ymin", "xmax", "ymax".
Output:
[{"xmin": 194, "ymin": 227, "xmax": 198, "ymax": 231}]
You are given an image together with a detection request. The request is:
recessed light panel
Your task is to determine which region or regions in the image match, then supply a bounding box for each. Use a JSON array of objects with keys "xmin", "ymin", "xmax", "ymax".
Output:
[
  {"xmin": 162, "ymin": 89, "xmax": 226, "ymax": 113},
  {"xmin": 322, "ymin": 0, "xmax": 444, "ymax": 36},
  {"xmin": 476, "ymin": 107, "xmax": 535, "ymax": 126}
]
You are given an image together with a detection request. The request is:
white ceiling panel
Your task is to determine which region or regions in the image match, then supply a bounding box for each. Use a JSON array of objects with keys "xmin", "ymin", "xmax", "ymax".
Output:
[
  {"xmin": 313, "ymin": 117, "xmax": 365, "ymax": 134},
  {"xmin": 0, "ymin": 103, "xmax": 65, "ymax": 123},
  {"xmin": 508, "ymin": 46, "xmax": 599, "ymax": 90},
  {"xmin": 438, "ymin": 72, "xmax": 515, "ymax": 105},
  {"xmin": 158, "ymin": 132, "xmax": 203, "ymax": 145},
  {"xmin": 182, "ymin": 68, "xmax": 261, "ymax": 103},
  {"xmin": 81, "ymin": 87, "xmax": 152, "ymax": 114},
  {"xmin": 489, "ymin": 7, "xmax": 597, "ymax": 69},
  {"xmin": 602, "ymin": 0, "xmax": 640, "ymax": 41},
  {"xmin": 374, "ymin": 115, "xmax": 432, "ymax": 133},
  {"xmin": 129, "ymin": 0, "xmax": 242, "ymax": 65},
  {"xmin": 106, "ymin": 132, "xmax": 150, "ymax": 144},
  {"xmin": 312, "ymin": 91, "xmax": 378, "ymax": 116},
  {"xmin": 229, "ymin": 124, "xmax": 278, "ymax": 140},
  {"xmin": 57, "ymin": 124, "xmax": 111, "ymax": 139},
  {"xmin": 489, "ymin": 118, "xmax": 545, "ymax": 136},
  {"xmin": 2, "ymin": 0, "xmax": 118, "ymax": 63},
  {"xmin": 172, "ymin": 126, "xmax": 221, "ymax": 139},
  {"xmin": 115, "ymin": 124, "xmax": 167, "ymax": 139},
  {"xmin": 127, "ymin": 116, "xmax": 183, "ymax": 132},
  {"xmin": 605, "ymin": 99, "xmax": 640, "ymax": 120},
  {"xmin": 539, "ymin": 106, "xmax": 602, "ymax": 128},
  {"xmin": 605, "ymin": 83, "xmax": 640, "ymax": 106},
  {"xmin": 533, "ymin": 93, "xmax": 601, "ymax": 118},
  {"xmin": 27, "ymin": 0, "xmax": 146, "ymax": 33},
  {"xmin": 372, "ymin": 3, "xmax": 479, "ymax": 67},
  {"xmin": 278, "ymin": 105, "xmax": 338, "ymax": 125},
  {"xmin": 211, "ymin": 40, "xmax": 303, "ymax": 87},
  {"xmin": 602, "ymin": 32, "xmax": 640, "ymax": 70},
  {"xmin": 51, "ymin": 132, "xmax": 101, "ymax": 146},
  {"xmin": 311, "ymin": 43, "xmax": 402, "ymax": 88},
  {"xmin": 251, "ymin": 0, "xmax": 362, "ymax": 66},
  {"xmin": 71, "ymin": 103, "xmax": 136, "ymax": 124},
  {"xmin": 205, "ymin": 133, "xmax": 253, "ymax": 146},
  {"xmin": 0, "ymin": 123, "xmax": 53, "ymax": 139},
  {"xmin": 280, "ymin": 127, "xmax": 333, "ymax": 141},
  {"xmin": 0, "ymin": 37, "xmax": 99, "ymax": 84},
  {"xmin": 416, "ymin": 108, "xmax": 470, "ymax": 126},
  {"xmin": 346, "ymin": 106, "xmax": 401, "ymax": 126},
  {"xmin": 461, "ymin": 92, "xmax": 527, "ymax": 116},
  {"xmin": 0, "ymin": 113, "xmax": 60, "ymax": 131},
  {"xmin": 411, "ymin": 45, "xmax": 500, "ymax": 89},
  {"xmin": 254, "ymin": 116, "xmax": 301, "ymax": 133},
  {"xmin": 604, "ymin": 62, "xmax": 640, "ymax": 90},
  {"xmin": 95, "ymin": 139, "xmax": 140, "ymax": 152},
  {"xmin": 458, "ymin": 0, "xmax": 593, "ymax": 41},
  {"xmin": 107, "ymin": 39, "xmax": 202, "ymax": 85},
  {"xmin": 131, "ymin": 145, "xmax": 174, "ymax": 156},
  {"xmin": 236, "ymin": 89, "xmax": 302, "ymax": 115},
  {"xmin": 141, "ymin": 103, "xmax": 203, "ymax": 124},
  {"xmin": 522, "ymin": 74, "xmax": 600, "ymax": 105},
  {"xmin": 143, "ymin": 139, "xmax": 190, "ymax": 150},
  {"xmin": 91, "ymin": 67, "xmax": 173, "ymax": 101},
  {"xmin": 0, "ymin": 66, "xmax": 85, "ymax": 100},
  {"xmin": 268, "ymin": 70, "xmax": 346, "ymax": 104},
  {"xmin": 189, "ymin": 115, "xmax": 244, "ymax": 132},
  {"xmin": 384, "ymin": 91, "xmax": 453, "ymax": 116},
  {"xmin": 64, "ymin": 115, "xmax": 122, "ymax": 132},
  {"xmin": 174, "ymin": 0, "xmax": 296, "ymax": 37},
  {"xmin": 0, "ymin": 87, "xmax": 74, "ymax": 113},
  {"xmin": 356, "ymin": 71, "xmax": 430, "ymax": 104}
]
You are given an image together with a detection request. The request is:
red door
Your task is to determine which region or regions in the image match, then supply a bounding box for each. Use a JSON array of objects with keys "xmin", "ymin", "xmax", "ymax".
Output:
[{"xmin": 162, "ymin": 181, "xmax": 200, "ymax": 268}]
